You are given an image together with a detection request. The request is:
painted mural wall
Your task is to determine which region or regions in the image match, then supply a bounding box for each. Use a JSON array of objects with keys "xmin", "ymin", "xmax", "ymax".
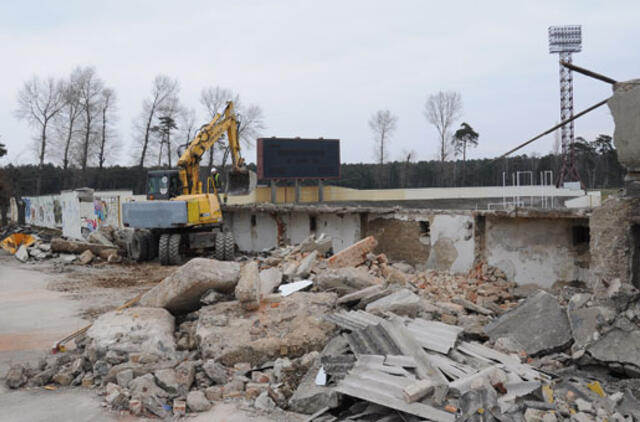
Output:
[{"xmin": 23, "ymin": 190, "xmax": 133, "ymax": 240}]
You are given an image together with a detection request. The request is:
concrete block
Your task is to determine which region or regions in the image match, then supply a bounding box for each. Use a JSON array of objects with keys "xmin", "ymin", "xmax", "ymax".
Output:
[
  {"xmin": 403, "ymin": 379, "xmax": 435, "ymax": 403},
  {"xmin": 327, "ymin": 236, "xmax": 378, "ymax": 268},
  {"xmin": 365, "ymin": 289, "xmax": 421, "ymax": 316},
  {"xmin": 235, "ymin": 261, "xmax": 260, "ymax": 306},
  {"xmin": 295, "ymin": 250, "xmax": 318, "ymax": 278},
  {"xmin": 140, "ymin": 258, "xmax": 242, "ymax": 314},
  {"xmin": 259, "ymin": 267, "xmax": 282, "ymax": 297},
  {"xmin": 186, "ymin": 390, "xmax": 212, "ymax": 412},
  {"xmin": 86, "ymin": 307, "xmax": 176, "ymax": 357},
  {"xmin": 15, "ymin": 245, "xmax": 29, "ymax": 262},
  {"xmin": 316, "ymin": 266, "xmax": 382, "ymax": 296},
  {"xmin": 484, "ymin": 291, "xmax": 571, "ymax": 356}
]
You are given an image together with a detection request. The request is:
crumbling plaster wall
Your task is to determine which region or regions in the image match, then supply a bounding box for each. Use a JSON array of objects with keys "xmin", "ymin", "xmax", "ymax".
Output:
[
  {"xmin": 365, "ymin": 213, "xmax": 474, "ymax": 272},
  {"xmin": 589, "ymin": 196, "xmax": 640, "ymax": 287},
  {"xmin": 483, "ymin": 216, "xmax": 590, "ymax": 288},
  {"xmin": 229, "ymin": 210, "xmax": 361, "ymax": 253},
  {"xmin": 427, "ymin": 214, "xmax": 475, "ymax": 273}
]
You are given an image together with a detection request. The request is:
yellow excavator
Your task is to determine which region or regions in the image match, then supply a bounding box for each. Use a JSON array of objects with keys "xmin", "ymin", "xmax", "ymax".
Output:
[{"xmin": 122, "ymin": 101, "xmax": 256, "ymax": 265}]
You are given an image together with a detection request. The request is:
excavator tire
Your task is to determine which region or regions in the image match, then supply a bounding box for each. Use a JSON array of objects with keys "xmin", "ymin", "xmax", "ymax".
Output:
[
  {"xmin": 130, "ymin": 231, "xmax": 149, "ymax": 262},
  {"xmin": 145, "ymin": 232, "xmax": 158, "ymax": 260},
  {"xmin": 168, "ymin": 233, "xmax": 182, "ymax": 265},
  {"xmin": 159, "ymin": 234, "xmax": 170, "ymax": 265},
  {"xmin": 214, "ymin": 232, "xmax": 225, "ymax": 261},
  {"xmin": 224, "ymin": 232, "xmax": 235, "ymax": 261}
]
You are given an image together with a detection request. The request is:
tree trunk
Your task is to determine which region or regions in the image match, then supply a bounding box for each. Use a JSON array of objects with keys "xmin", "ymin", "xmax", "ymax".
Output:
[
  {"xmin": 51, "ymin": 237, "xmax": 119, "ymax": 260},
  {"xmin": 139, "ymin": 105, "xmax": 156, "ymax": 168},
  {"xmin": 166, "ymin": 132, "xmax": 172, "ymax": 168},
  {"xmin": 37, "ymin": 120, "xmax": 48, "ymax": 195}
]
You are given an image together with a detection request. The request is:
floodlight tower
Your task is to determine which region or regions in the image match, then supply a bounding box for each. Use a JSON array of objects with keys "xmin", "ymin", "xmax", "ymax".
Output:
[{"xmin": 548, "ymin": 25, "xmax": 582, "ymax": 187}]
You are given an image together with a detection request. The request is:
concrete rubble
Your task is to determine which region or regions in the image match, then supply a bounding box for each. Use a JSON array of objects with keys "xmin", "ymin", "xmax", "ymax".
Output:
[{"xmin": 4, "ymin": 233, "xmax": 640, "ymax": 421}]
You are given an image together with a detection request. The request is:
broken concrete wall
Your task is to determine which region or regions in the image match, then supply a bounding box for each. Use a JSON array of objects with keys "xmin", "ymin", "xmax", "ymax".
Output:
[
  {"xmin": 365, "ymin": 213, "xmax": 474, "ymax": 272},
  {"xmin": 228, "ymin": 211, "xmax": 279, "ymax": 252},
  {"xmin": 482, "ymin": 216, "xmax": 590, "ymax": 288},
  {"xmin": 365, "ymin": 216, "xmax": 431, "ymax": 266},
  {"xmin": 589, "ymin": 196, "xmax": 640, "ymax": 288},
  {"xmin": 427, "ymin": 214, "xmax": 474, "ymax": 273},
  {"xmin": 229, "ymin": 210, "xmax": 360, "ymax": 253}
]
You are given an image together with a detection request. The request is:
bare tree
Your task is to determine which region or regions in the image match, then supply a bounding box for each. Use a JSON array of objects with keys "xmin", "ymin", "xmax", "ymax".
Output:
[
  {"xmin": 74, "ymin": 67, "xmax": 105, "ymax": 181},
  {"xmin": 53, "ymin": 69, "xmax": 83, "ymax": 188},
  {"xmin": 369, "ymin": 109, "xmax": 398, "ymax": 166},
  {"xmin": 15, "ymin": 76, "xmax": 66, "ymax": 194},
  {"xmin": 424, "ymin": 91, "xmax": 462, "ymax": 162},
  {"xmin": 97, "ymin": 87, "xmax": 118, "ymax": 170},
  {"xmin": 199, "ymin": 86, "xmax": 265, "ymax": 171},
  {"xmin": 176, "ymin": 107, "xmax": 197, "ymax": 159},
  {"xmin": 133, "ymin": 75, "xmax": 180, "ymax": 167}
]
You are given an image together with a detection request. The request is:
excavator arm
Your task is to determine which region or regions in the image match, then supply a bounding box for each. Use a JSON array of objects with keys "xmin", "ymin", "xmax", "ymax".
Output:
[{"xmin": 176, "ymin": 101, "xmax": 251, "ymax": 196}]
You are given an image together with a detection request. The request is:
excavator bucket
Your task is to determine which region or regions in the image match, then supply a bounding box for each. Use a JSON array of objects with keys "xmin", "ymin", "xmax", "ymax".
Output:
[{"xmin": 226, "ymin": 168, "xmax": 257, "ymax": 196}]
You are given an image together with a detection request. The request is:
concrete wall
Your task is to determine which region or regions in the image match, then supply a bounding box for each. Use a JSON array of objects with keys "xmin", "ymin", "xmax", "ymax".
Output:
[
  {"xmin": 229, "ymin": 210, "xmax": 360, "ymax": 253},
  {"xmin": 23, "ymin": 190, "xmax": 133, "ymax": 240},
  {"xmin": 227, "ymin": 184, "xmax": 593, "ymax": 206},
  {"xmin": 427, "ymin": 215, "xmax": 475, "ymax": 273},
  {"xmin": 482, "ymin": 216, "xmax": 590, "ymax": 288}
]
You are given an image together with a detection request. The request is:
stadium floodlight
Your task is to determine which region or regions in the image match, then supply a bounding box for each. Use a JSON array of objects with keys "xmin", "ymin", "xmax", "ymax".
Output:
[
  {"xmin": 548, "ymin": 25, "xmax": 582, "ymax": 53},
  {"xmin": 548, "ymin": 25, "xmax": 583, "ymax": 187}
]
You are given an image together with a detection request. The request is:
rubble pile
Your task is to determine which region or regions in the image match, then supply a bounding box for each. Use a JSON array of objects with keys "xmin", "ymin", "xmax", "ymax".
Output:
[
  {"xmin": 0, "ymin": 224, "xmax": 130, "ymax": 264},
  {"xmin": 4, "ymin": 233, "xmax": 640, "ymax": 420}
]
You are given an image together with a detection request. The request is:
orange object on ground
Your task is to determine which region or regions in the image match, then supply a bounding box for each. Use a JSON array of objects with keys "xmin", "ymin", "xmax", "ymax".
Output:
[{"xmin": 0, "ymin": 233, "xmax": 37, "ymax": 254}]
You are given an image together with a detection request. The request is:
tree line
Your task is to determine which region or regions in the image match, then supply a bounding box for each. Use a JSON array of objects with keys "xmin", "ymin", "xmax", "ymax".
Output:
[
  {"xmin": 12, "ymin": 68, "xmax": 265, "ymax": 195},
  {"xmin": 0, "ymin": 133, "xmax": 623, "ymax": 201}
]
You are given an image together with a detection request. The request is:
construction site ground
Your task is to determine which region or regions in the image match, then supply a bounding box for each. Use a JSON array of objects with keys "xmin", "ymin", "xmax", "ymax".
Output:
[{"xmin": 0, "ymin": 251, "xmax": 274, "ymax": 421}]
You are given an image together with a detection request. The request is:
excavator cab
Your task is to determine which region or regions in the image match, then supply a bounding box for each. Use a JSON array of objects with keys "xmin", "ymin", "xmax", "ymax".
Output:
[{"xmin": 146, "ymin": 169, "xmax": 182, "ymax": 200}]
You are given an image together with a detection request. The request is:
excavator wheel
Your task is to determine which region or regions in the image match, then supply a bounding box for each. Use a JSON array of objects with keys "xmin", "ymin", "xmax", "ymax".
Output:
[
  {"xmin": 158, "ymin": 234, "xmax": 170, "ymax": 265},
  {"xmin": 214, "ymin": 232, "xmax": 225, "ymax": 261},
  {"xmin": 145, "ymin": 232, "xmax": 158, "ymax": 260},
  {"xmin": 168, "ymin": 233, "xmax": 182, "ymax": 265},
  {"xmin": 224, "ymin": 232, "xmax": 235, "ymax": 261},
  {"xmin": 130, "ymin": 231, "xmax": 149, "ymax": 262}
]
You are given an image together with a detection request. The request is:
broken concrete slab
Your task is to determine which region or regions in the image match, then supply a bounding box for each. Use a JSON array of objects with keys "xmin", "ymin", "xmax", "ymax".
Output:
[
  {"xmin": 568, "ymin": 305, "xmax": 616, "ymax": 350},
  {"xmin": 196, "ymin": 292, "xmax": 337, "ymax": 366},
  {"xmin": 327, "ymin": 236, "xmax": 378, "ymax": 269},
  {"xmin": 295, "ymin": 250, "xmax": 318, "ymax": 278},
  {"xmin": 86, "ymin": 307, "xmax": 176, "ymax": 357},
  {"xmin": 140, "ymin": 258, "xmax": 242, "ymax": 314},
  {"xmin": 587, "ymin": 329, "xmax": 640, "ymax": 369},
  {"xmin": 288, "ymin": 336, "xmax": 344, "ymax": 414},
  {"xmin": 78, "ymin": 249, "xmax": 94, "ymax": 265},
  {"xmin": 15, "ymin": 244, "xmax": 29, "ymax": 262},
  {"xmin": 316, "ymin": 266, "xmax": 383, "ymax": 296},
  {"xmin": 259, "ymin": 267, "xmax": 282, "ymax": 297},
  {"xmin": 336, "ymin": 285, "xmax": 390, "ymax": 306},
  {"xmin": 484, "ymin": 290, "xmax": 572, "ymax": 356},
  {"xmin": 186, "ymin": 390, "xmax": 212, "ymax": 412},
  {"xmin": 365, "ymin": 289, "xmax": 421, "ymax": 316},
  {"xmin": 235, "ymin": 261, "xmax": 260, "ymax": 308},
  {"xmin": 87, "ymin": 231, "xmax": 115, "ymax": 247}
]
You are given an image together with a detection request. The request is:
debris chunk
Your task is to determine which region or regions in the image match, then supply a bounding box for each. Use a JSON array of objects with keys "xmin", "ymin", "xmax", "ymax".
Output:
[
  {"xmin": 483, "ymin": 290, "xmax": 572, "ymax": 356},
  {"xmin": 327, "ymin": 236, "xmax": 378, "ymax": 269},
  {"xmin": 140, "ymin": 258, "xmax": 241, "ymax": 314}
]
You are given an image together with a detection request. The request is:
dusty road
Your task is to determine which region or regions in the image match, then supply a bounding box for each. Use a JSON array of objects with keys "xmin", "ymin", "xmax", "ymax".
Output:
[{"xmin": 0, "ymin": 251, "xmax": 281, "ymax": 421}]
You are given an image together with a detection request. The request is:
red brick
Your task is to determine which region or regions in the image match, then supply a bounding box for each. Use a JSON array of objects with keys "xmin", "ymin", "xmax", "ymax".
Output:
[{"xmin": 327, "ymin": 236, "xmax": 378, "ymax": 269}]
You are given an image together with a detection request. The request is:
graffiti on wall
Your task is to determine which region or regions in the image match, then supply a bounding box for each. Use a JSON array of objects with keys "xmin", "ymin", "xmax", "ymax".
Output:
[{"xmin": 24, "ymin": 191, "xmax": 131, "ymax": 240}]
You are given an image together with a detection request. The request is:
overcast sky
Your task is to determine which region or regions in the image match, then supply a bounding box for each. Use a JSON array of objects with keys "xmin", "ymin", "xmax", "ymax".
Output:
[{"xmin": 1, "ymin": 1, "xmax": 638, "ymax": 167}]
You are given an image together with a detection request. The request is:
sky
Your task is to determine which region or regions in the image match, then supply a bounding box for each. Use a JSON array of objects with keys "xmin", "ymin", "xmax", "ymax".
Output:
[{"xmin": 1, "ymin": 0, "xmax": 638, "ymax": 167}]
